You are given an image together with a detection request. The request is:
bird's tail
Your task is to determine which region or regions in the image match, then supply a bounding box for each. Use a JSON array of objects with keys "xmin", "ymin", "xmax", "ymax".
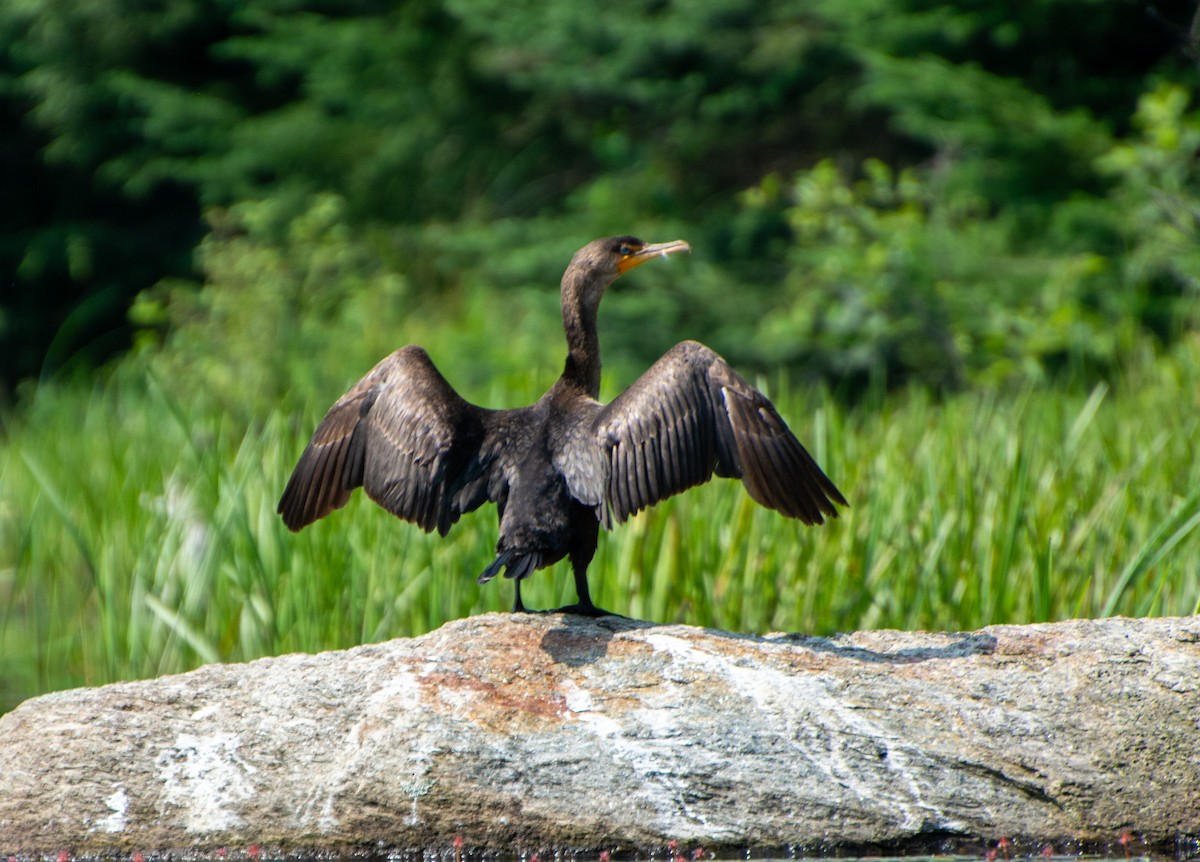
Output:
[{"xmin": 476, "ymin": 549, "xmax": 541, "ymax": 584}]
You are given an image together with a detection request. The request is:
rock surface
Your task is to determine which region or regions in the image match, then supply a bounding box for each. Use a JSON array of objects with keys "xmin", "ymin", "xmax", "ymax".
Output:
[{"xmin": 1, "ymin": 613, "xmax": 1198, "ymax": 855}]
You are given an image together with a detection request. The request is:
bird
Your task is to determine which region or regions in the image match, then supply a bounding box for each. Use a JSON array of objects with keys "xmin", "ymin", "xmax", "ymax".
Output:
[{"xmin": 277, "ymin": 236, "xmax": 848, "ymax": 616}]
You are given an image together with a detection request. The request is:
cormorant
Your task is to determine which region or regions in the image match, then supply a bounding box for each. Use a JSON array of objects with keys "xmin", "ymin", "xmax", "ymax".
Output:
[{"xmin": 278, "ymin": 237, "xmax": 848, "ymax": 615}]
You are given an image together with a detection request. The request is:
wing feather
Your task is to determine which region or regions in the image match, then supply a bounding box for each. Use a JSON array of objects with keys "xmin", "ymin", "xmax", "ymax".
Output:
[
  {"xmin": 617, "ymin": 443, "xmax": 634, "ymax": 516},
  {"xmin": 661, "ymin": 406, "xmax": 681, "ymax": 489},
  {"xmin": 595, "ymin": 340, "xmax": 847, "ymax": 525},
  {"xmin": 635, "ymin": 441, "xmax": 652, "ymax": 504},
  {"xmin": 278, "ymin": 345, "xmax": 495, "ymax": 535}
]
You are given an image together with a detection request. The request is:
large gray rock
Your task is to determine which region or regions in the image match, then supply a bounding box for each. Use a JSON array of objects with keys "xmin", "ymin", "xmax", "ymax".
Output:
[{"xmin": 1, "ymin": 613, "xmax": 1198, "ymax": 856}]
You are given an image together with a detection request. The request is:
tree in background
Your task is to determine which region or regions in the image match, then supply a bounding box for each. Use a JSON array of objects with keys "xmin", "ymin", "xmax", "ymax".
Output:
[{"xmin": 1, "ymin": 0, "xmax": 1197, "ymax": 397}]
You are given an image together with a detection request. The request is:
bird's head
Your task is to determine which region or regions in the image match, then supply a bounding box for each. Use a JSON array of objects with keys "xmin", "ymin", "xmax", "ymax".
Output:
[{"xmin": 564, "ymin": 236, "xmax": 691, "ymax": 307}]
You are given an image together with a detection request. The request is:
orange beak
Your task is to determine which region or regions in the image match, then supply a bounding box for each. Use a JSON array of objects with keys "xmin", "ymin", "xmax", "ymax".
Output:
[{"xmin": 616, "ymin": 239, "xmax": 691, "ymax": 275}]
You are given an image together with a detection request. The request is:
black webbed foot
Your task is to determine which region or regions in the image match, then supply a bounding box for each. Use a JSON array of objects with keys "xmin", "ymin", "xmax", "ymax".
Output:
[{"xmin": 548, "ymin": 601, "xmax": 625, "ymax": 619}]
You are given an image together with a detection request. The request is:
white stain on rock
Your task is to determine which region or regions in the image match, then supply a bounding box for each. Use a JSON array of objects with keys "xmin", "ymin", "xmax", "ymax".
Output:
[
  {"xmin": 641, "ymin": 630, "xmax": 969, "ymax": 836},
  {"xmin": 156, "ymin": 732, "xmax": 257, "ymax": 833},
  {"xmin": 94, "ymin": 787, "xmax": 128, "ymax": 833},
  {"xmin": 294, "ymin": 666, "xmax": 432, "ymax": 835}
]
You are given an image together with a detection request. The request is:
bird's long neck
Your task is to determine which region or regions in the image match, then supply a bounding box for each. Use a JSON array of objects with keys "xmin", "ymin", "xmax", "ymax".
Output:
[{"xmin": 559, "ymin": 271, "xmax": 602, "ymax": 398}]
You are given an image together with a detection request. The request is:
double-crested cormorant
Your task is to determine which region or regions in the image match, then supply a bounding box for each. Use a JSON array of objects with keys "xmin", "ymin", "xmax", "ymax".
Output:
[{"xmin": 278, "ymin": 237, "xmax": 847, "ymax": 615}]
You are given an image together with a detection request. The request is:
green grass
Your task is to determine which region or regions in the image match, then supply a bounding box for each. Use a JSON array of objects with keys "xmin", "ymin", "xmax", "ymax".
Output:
[{"xmin": 3, "ymin": 337, "xmax": 1200, "ymax": 715}]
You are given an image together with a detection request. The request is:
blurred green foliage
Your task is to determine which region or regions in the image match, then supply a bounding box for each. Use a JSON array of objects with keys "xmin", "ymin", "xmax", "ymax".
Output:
[
  {"xmin": 131, "ymin": 81, "xmax": 1200, "ymax": 404},
  {"xmin": 2, "ymin": 0, "xmax": 1198, "ymax": 393},
  {"xmin": 5, "ymin": 329, "xmax": 1200, "ymax": 712},
  {"xmin": 743, "ymin": 82, "xmax": 1200, "ymax": 389}
]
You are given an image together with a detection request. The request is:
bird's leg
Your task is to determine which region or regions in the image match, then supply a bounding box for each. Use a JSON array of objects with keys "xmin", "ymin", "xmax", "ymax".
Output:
[
  {"xmin": 562, "ymin": 561, "xmax": 609, "ymax": 617},
  {"xmin": 551, "ymin": 541, "xmax": 622, "ymax": 618},
  {"xmin": 512, "ymin": 579, "xmax": 530, "ymax": 613}
]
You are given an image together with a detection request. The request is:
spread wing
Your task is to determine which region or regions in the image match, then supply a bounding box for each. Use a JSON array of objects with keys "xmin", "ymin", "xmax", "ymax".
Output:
[
  {"xmin": 278, "ymin": 345, "xmax": 494, "ymax": 536},
  {"xmin": 594, "ymin": 340, "xmax": 848, "ymax": 525}
]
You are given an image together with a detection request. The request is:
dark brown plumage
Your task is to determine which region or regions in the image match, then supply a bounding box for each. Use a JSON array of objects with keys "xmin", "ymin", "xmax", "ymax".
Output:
[{"xmin": 278, "ymin": 236, "xmax": 848, "ymax": 615}]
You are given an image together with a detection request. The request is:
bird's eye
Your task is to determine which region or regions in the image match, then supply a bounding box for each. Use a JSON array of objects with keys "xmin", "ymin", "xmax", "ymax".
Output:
[{"xmin": 617, "ymin": 243, "xmax": 632, "ymax": 256}]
